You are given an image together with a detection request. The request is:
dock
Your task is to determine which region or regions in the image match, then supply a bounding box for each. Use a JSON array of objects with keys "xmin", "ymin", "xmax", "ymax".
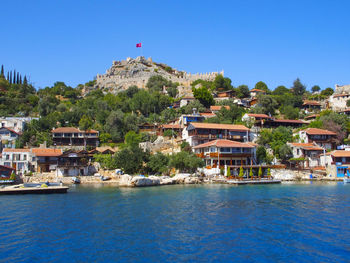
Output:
[
  {"xmin": 0, "ymin": 185, "xmax": 69, "ymax": 195},
  {"xmin": 227, "ymin": 179, "xmax": 281, "ymax": 185}
]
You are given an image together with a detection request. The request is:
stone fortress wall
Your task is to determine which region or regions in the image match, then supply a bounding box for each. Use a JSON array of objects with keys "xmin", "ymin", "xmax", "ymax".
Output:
[{"xmin": 95, "ymin": 56, "xmax": 223, "ymax": 92}]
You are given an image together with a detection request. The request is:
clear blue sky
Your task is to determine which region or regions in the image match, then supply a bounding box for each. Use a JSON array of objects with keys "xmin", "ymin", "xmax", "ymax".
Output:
[{"xmin": 2, "ymin": 0, "xmax": 350, "ymax": 91}]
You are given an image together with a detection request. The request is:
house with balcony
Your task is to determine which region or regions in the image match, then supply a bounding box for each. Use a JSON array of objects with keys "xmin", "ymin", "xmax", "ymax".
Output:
[
  {"xmin": 52, "ymin": 127, "xmax": 99, "ymax": 147},
  {"xmin": 0, "ymin": 148, "xmax": 32, "ymax": 174},
  {"xmin": 0, "ymin": 127, "xmax": 20, "ymax": 151},
  {"xmin": 31, "ymin": 148, "xmax": 63, "ymax": 173},
  {"xmin": 193, "ymin": 139, "xmax": 256, "ymax": 168},
  {"xmin": 182, "ymin": 122, "xmax": 250, "ymax": 147},
  {"xmin": 138, "ymin": 123, "xmax": 158, "ymax": 134},
  {"xmin": 302, "ymin": 100, "xmax": 321, "ymax": 113},
  {"xmin": 288, "ymin": 143, "xmax": 324, "ymax": 168},
  {"xmin": 250, "ymin": 89, "xmax": 266, "ymax": 98},
  {"xmin": 159, "ymin": 124, "xmax": 182, "ymax": 137},
  {"xmin": 214, "ymin": 90, "xmax": 235, "ymax": 102},
  {"xmin": 56, "ymin": 150, "xmax": 90, "ymax": 177},
  {"xmin": 321, "ymin": 150, "xmax": 350, "ymax": 177},
  {"xmin": 242, "ymin": 113, "xmax": 273, "ymax": 126},
  {"xmin": 297, "ymin": 128, "xmax": 337, "ymax": 150}
]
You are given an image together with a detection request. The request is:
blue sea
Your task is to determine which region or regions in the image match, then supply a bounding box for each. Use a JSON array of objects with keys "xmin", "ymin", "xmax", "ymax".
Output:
[{"xmin": 0, "ymin": 183, "xmax": 350, "ymax": 263}]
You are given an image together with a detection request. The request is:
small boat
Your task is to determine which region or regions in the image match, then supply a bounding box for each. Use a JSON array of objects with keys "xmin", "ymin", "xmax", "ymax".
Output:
[
  {"xmin": 72, "ymin": 177, "xmax": 81, "ymax": 184},
  {"xmin": 343, "ymin": 177, "xmax": 350, "ymax": 183}
]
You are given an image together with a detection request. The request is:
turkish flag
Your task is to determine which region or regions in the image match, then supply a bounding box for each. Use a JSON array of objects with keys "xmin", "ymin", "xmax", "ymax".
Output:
[{"xmin": 136, "ymin": 43, "xmax": 142, "ymax": 48}]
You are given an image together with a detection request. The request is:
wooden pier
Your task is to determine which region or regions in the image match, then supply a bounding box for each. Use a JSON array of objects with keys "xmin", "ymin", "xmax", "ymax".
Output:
[
  {"xmin": 0, "ymin": 185, "xmax": 69, "ymax": 195},
  {"xmin": 227, "ymin": 179, "xmax": 281, "ymax": 185}
]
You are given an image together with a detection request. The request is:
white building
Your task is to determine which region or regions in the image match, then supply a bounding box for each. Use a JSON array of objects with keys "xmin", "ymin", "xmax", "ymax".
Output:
[
  {"xmin": 0, "ymin": 148, "xmax": 32, "ymax": 174},
  {"xmin": 296, "ymin": 128, "xmax": 336, "ymax": 150},
  {"xmin": 288, "ymin": 143, "xmax": 324, "ymax": 168},
  {"xmin": 328, "ymin": 93, "xmax": 350, "ymax": 111},
  {"xmin": 0, "ymin": 127, "xmax": 20, "ymax": 150},
  {"xmin": 0, "ymin": 117, "xmax": 37, "ymax": 133}
]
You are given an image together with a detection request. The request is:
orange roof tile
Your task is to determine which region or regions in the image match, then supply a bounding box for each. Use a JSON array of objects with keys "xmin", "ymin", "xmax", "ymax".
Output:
[
  {"xmin": 303, "ymin": 100, "xmax": 321, "ymax": 106},
  {"xmin": 247, "ymin": 113, "xmax": 272, "ymax": 119},
  {"xmin": 250, "ymin": 89, "xmax": 265, "ymax": 92},
  {"xmin": 289, "ymin": 143, "xmax": 324, "ymax": 151},
  {"xmin": 193, "ymin": 139, "xmax": 255, "ymax": 149},
  {"xmin": 200, "ymin": 113, "xmax": 216, "ymax": 117},
  {"xmin": 52, "ymin": 127, "xmax": 98, "ymax": 134},
  {"xmin": 161, "ymin": 124, "xmax": 181, "ymax": 129},
  {"xmin": 330, "ymin": 150, "xmax": 350, "ymax": 157},
  {"xmin": 333, "ymin": 94, "xmax": 350, "ymax": 98},
  {"xmin": 31, "ymin": 148, "xmax": 63, "ymax": 157},
  {"xmin": 304, "ymin": 128, "xmax": 336, "ymax": 135},
  {"xmin": 189, "ymin": 122, "xmax": 250, "ymax": 131},
  {"xmin": 210, "ymin": 106, "xmax": 230, "ymax": 111}
]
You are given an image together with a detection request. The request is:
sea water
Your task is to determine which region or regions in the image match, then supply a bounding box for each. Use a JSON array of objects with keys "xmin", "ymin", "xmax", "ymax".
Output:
[{"xmin": 0, "ymin": 183, "xmax": 349, "ymax": 262}]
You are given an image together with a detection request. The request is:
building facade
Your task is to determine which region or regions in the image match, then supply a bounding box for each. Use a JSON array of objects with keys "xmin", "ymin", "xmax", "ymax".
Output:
[{"xmin": 52, "ymin": 127, "xmax": 99, "ymax": 147}]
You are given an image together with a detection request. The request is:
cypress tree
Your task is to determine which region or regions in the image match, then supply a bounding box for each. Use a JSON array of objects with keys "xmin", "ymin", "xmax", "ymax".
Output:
[
  {"xmin": 23, "ymin": 75, "xmax": 28, "ymax": 85},
  {"xmin": 13, "ymin": 70, "xmax": 16, "ymax": 84},
  {"xmin": 9, "ymin": 71, "xmax": 12, "ymax": 84},
  {"xmin": 19, "ymin": 75, "xmax": 22, "ymax": 85},
  {"xmin": 7, "ymin": 72, "xmax": 9, "ymax": 81},
  {"xmin": 0, "ymin": 65, "xmax": 4, "ymax": 78},
  {"xmin": 17, "ymin": 72, "xmax": 20, "ymax": 84}
]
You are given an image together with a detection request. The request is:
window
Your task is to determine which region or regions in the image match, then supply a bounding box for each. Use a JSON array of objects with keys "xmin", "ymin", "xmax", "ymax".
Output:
[
  {"xmin": 297, "ymin": 149, "xmax": 300, "ymax": 155},
  {"xmin": 23, "ymin": 155, "xmax": 27, "ymax": 161},
  {"xmin": 210, "ymin": 147, "xmax": 216, "ymax": 152},
  {"xmin": 220, "ymin": 147, "xmax": 231, "ymax": 153}
]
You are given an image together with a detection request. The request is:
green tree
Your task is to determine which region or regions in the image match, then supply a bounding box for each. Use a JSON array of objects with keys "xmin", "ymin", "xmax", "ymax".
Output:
[
  {"xmin": 124, "ymin": 131, "xmax": 142, "ymax": 148},
  {"xmin": 255, "ymin": 81, "xmax": 269, "ymax": 92},
  {"xmin": 147, "ymin": 152, "xmax": 170, "ymax": 175},
  {"xmin": 239, "ymin": 166, "xmax": 244, "ymax": 179},
  {"xmin": 278, "ymin": 144, "xmax": 293, "ymax": 162},
  {"xmin": 0, "ymin": 65, "xmax": 4, "ymax": 78},
  {"xmin": 258, "ymin": 167, "xmax": 262, "ymax": 179},
  {"xmin": 320, "ymin": 87, "xmax": 334, "ymax": 97},
  {"xmin": 227, "ymin": 166, "xmax": 231, "ymax": 177},
  {"xmin": 236, "ymin": 85, "xmax": 250, "ymax": 98},
  {"xmin": 169, "ymin": 151, "xmax": 204, "ymax": 173},
  {"xmin": 114, "ymin": 146, "xmax": 148, "ymax": 174},
  {"xmin": 213, "ymin": 75, "xmax": 233, "ymax": 91},
  {"xmin": 311, "ymin": 85, "xmax": 321, "ymax": 93},
  {"xmin": 291, "ymin": 78, "xmax": 306, "ymax": 96},
  {"xmin": 256, "ymin": 146, "xmax": 267, "ymax": 164},
  {"xmin": 273, "ymin": 85, "xmax": 289, "ymax": 95},
  {"xmin": 256, "ymin": 95, "xmax": 278, "ymax": 115},
  {"xmin": 347, "ymin": 99, "xmax": 350, "ymax": 107},
  {"xmin": 249, "ymin": 167, "xmax": 253, "ymax": 179},
  {"xmin": 192, "ymin": 86, "xmax": 214, "ymax": 108}
]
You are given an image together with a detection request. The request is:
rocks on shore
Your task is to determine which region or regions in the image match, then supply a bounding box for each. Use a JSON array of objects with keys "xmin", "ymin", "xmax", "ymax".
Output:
[{"xmin": 119, "ymin": 173, "xmax": 201, "ymax": 187}]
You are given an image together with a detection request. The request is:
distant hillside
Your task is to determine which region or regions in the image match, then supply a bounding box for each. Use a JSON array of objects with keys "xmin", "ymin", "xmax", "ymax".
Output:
[{"xmin": 83, "ymin": 56, "xmax": 223, "ymax": 95}]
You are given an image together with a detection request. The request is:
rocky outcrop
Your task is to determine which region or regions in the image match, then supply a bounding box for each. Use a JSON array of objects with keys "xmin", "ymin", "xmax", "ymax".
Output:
[
  {"xmin": 118, "ymin": 173, "xmax": 201, "ymax": 187},
  {"xmin": 86, "ymin": 56, "xmax": 222, "ymax": 95}
]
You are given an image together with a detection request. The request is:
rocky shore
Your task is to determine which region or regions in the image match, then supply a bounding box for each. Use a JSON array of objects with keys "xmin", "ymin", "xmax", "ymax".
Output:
[{"xmin": 22, "ymin": 169, "xmax": 343, "ymax": 188}]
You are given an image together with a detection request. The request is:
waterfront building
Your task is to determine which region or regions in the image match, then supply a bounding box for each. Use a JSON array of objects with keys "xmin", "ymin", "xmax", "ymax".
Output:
[
  {"xmin": 51, "ymin": 127, "xmax": 99, "ymax": 147},
  {"xmin": 0, "ymin": 165, "xmax": 15, "ymax": 180},
  {"xmin": 193, "ymin": 139, "xmax": 257, "ymax": 168},
  {"xmin": 183, "ymin": 122, "xmax": 250, "ymax": 147},
  {"xmin": 31, "ymin": 148, "xmax": 63, "ymax": 173},
  {"xmin": 56, "ymin": 150, "xmax": 90, "ymax": 177},
  {"xmin": 322, "ymin": 150, "xmax": 350, "ymax": 177},
  {"xmin": 0, "ymin": 148, "xmax": 31, "ymax": 174},
  {"xmin": 297, "ymin": 128, "xmax": 337, "ymax": 150},
  {"xmin": 288, "ymin": 143, "xmax": 324, "ymax": 168}
]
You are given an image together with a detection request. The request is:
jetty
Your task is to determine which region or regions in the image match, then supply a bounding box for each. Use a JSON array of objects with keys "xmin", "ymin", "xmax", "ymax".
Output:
[
  {"xmin": 0, "ymin": 184, "xmax": 69, "ymax": 195},
  {"xmin": 227, "ymin": 179, "xmax": 281, "ymax": 185}
]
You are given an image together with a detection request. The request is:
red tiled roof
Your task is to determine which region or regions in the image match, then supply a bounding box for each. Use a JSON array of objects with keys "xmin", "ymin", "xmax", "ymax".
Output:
[
  {"xmin": 51, "ymin": 127, "xmax": 98, "ymax": 134},
  {"xmin": 250, "ymin": 89, "xmax": 265, "ymax": 92},
  {"xmin": 0, "ymin": 127, "xmax": 20, "ymax": 135},
  {"xmin": 189, "ymin": 122, "xmax": 250, "ymax": 131},
  {"xmin": 193, "ymin": 139, "xmax": 255, "ymax": 149},
  {"xmin": 303, "ymin": 100, "xmax": 321, "ymax": 106},
  {"xmin": 330, "ymin": 150, "xmax": 350, "ymax": 157},
  {"xmin": 247, "ymin": 113, "xmax": 272, "ymax": 119},
  {"xmin": 3, "ymin": 148, "xmax": 30, "ymax": 152},
  {"xmin": 305, "ymin": 114, "xmax": 320, "ymax": 119},
  {"xmin": 333, "ymin": 94, "xmax": 350, "ymax": 98},
  {"xmin": 200, "ymin": 113, "xmax": 216, "ymax": 117},
  {"xmin": 210, "ymin": 106, "xmax": 230, "ymax": 111},
  {"xmin": 289, "ymin": 143, "xmax": 324, "ymax": 151},
  {"xmin": 181, "ymin": 96, "xmax": 195, "ymax": 100},
  {"xmin": 304, "ymin": 128, "xmax": 336, "ymax": 135},
  {"xmin": 31, "ymin": 148, "xmax": 63, "ymax": 157}
]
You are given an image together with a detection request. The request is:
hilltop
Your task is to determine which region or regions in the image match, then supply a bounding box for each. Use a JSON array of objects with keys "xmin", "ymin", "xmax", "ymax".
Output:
[{"xmin": 83, "ymin": 56, "xmax": 223, "ymax": 95}]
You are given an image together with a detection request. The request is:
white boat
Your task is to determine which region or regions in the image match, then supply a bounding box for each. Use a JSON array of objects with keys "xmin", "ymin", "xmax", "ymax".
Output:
[{"xmin": 343, "ymin": 177, "xmax": 350, "ymax": 183}]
